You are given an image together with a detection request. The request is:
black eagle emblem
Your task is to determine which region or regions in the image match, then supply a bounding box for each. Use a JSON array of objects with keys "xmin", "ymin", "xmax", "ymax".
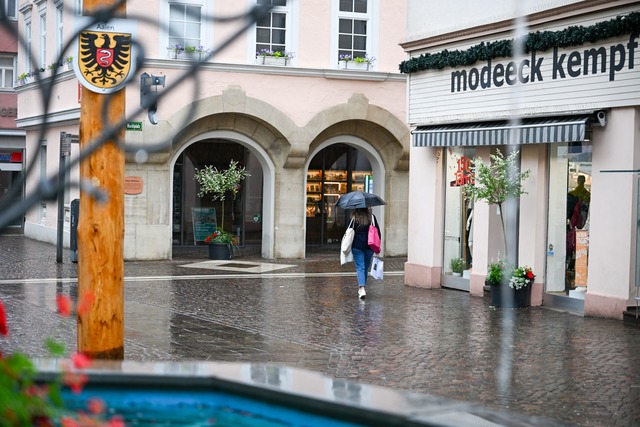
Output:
[{"xmin": 79, "ymin": 31, "xmax": 132, "ymax": 88}]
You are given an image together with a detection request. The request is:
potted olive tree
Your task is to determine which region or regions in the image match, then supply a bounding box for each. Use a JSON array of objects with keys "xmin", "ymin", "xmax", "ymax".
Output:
[
  {"xmin": 464, "ymin": 149, "xmax": 530, "ymax": 261},
  {"xmin": 194, "ymin": 160, "xmax": 249, "ymax": 259},
  {"xmin": 465, "ymin": 149, "xmax": 531, "ymax": 306}
]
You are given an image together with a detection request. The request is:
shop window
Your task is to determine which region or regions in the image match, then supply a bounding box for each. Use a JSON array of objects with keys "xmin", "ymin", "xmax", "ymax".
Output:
[
  {"xmin": 546, "ymin": 142, "xmax": 592, "ymax": 298},
  {"xmin": 443, "ymin": 147, "xmax": 475, "ymax": 282},
  {"xmin": 306, "ymin": 144, "xmax": 372, "ymax": 246}
]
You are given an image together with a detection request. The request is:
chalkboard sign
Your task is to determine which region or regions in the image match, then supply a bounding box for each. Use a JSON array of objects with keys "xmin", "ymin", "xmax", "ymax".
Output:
[{"xmin": 191, "ymin": 208, "xmax": 217, "ymax": 243}]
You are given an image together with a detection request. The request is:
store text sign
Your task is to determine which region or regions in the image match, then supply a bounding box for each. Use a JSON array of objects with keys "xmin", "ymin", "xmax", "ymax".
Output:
[
  {"xmin": 450, "ymin": 34, "xmax": 638, "ymax": 93},
  {"xmin": 450, "ymin": 156, "xmax": 474, "ymax": 187}
]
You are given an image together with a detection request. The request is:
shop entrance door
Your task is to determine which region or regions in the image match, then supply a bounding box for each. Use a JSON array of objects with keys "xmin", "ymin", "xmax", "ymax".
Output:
[
  {"xmin": 306, "ymin": 144, "xmax": 373, "ymax": 246},
  {"xmin": 442, "ymin": 147, "xmax": 475, "ymax": 291},
  {"xmin": 172, "ymin": 141, "xmax": 263, "ymax": 247},
  {"xmin": 0, "ymin": 167, "xmax": 24, "ymax": 234},
  {"xmin": 545, "ymin": 142, "xmax": 592, "ymax": 311}
]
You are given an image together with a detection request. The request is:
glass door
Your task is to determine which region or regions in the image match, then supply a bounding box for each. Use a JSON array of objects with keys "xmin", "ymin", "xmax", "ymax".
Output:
[
  {"xmin": 442, "ymin": 147, "xmax": 475, "ymax": 291},
  {"xmin": 546, "ymin": 142, "xmax": 592, "ymax": 304}
]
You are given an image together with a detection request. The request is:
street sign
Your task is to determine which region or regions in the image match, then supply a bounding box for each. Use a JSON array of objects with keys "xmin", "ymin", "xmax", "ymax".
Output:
[{"xmin": 126, "ymin": 121, "xmax": 143, "ymax": 131}]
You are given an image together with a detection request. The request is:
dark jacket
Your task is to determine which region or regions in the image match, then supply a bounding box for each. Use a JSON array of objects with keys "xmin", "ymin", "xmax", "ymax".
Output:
[{"xmin": 351, "ymin": 214, "xmax": 381, "ymax": 251}]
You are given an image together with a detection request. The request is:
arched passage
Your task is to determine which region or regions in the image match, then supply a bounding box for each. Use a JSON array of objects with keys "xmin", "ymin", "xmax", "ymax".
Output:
[
  {"xmin": 304, "ymin": 136, "xmax": 386, "ymax": 254},
  {"xmin": 170, "ymin": 130, "xmax": 276, "ymax": 259}
]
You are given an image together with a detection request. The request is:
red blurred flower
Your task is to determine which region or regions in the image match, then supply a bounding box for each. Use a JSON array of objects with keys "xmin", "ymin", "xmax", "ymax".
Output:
[
  {"xmin": 526, "ymin": 271, "xmax": 534, "ymax": 280},
  {"xmin": 72, "ymin": 352, "xmax": 92, "ymax": 369},
  {"xmin": 0, "ymin": 299, "xmax": 7, "ymax": 336},
  {"xmin": 56, "ymin": 295, "xmax": 73, "ymax": 317},
  {"xmin": 77, "ymin": 292, "xmax": 95, "ymax": 316},
  {"xmin": 107, "ymin": 416, "xmax": 126, "ymax": 427},
  {"xmin": 87, "ymin": 398, "xmax": 105, "ymax": 414}
]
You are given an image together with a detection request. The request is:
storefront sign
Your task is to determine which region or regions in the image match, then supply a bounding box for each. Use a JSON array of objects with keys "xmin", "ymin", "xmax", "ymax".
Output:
[
  {"xmin": 0, "ymin": 152, "xmax": 23, "ymax": 163},
  {"xmin": 450, "ymin": 34, "xmax": 638, "ymax": 93},
  {"xmin": 0, "ymin": 108, "xmax": 17, "ymax": 117},
  {"xmin": 408, "ymin": 34, "xmax": 640, "ymax": 125},
  {"xmin": 192, "ymin": 208, "xmax": 217, "ymax": 242},
  {"xmin": 124, "ymin": 176, "xmax": 143, "ymax": 195},
  {"xmin": 450, "ymin": 155, "xmax": 474, "ymax": 187}
]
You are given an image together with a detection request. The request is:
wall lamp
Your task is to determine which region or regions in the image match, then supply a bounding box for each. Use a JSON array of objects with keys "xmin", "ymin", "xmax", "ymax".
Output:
[{"xmin": 140, "ymin": 72, "xmax": 166, "ymax": 125}]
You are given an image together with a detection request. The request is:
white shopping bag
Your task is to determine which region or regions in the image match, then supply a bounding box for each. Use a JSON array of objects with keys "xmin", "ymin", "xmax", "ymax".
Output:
[{"xmin": 370, "ymin": 256, "xmax": 384, "ymax": 280}]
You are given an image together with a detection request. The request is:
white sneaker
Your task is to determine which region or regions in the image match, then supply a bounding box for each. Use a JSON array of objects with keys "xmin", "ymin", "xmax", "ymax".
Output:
[{"xmin": 358, "ymin": 287, "xmax": 366, "ymax": 299}]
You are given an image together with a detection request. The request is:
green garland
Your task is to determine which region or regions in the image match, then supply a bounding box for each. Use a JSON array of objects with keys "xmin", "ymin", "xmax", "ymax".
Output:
[{"xmin": 399, "ymin": 11, "xmax": 640, "ymax": 74}]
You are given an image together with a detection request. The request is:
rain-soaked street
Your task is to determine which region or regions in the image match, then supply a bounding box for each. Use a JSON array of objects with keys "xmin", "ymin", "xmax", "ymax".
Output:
[{"xmin": 1, "ymin": 235, "xmax": 639, "ymax": 426}]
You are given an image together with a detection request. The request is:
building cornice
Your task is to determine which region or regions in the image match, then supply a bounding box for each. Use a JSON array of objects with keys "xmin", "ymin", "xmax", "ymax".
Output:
[
  {"xmin": 400, "ymin": 0, "xmax": 640, "ymax": 51},
  {"xmin": 16, "ymin": 108, "xmax": 80, "ymax": 129}
]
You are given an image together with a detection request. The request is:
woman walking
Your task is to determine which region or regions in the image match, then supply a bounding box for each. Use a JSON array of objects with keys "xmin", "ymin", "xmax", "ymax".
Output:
[{"xmin": 349, "ymin": 207, "xmax": 381, "ymax": 299}]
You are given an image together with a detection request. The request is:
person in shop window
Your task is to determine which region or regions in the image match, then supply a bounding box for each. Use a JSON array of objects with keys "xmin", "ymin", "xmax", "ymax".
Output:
[
  {"xmin": 348, "ymin": 207, "xmax": 381, "ymax": 300},
  {"xmin": 566, "ymin": 175, "xmax": 590, "ymax": 290}
]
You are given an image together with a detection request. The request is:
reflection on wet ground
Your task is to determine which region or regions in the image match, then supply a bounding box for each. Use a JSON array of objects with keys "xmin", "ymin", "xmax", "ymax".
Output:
[{"xmin": 1, "ymin": 236, "xmax": 639, "ymax": 426}]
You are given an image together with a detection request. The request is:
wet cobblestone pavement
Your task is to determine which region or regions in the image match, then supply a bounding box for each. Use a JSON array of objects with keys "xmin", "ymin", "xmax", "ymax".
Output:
[{"xmin": 1, "ymin": 235, "xmax": 640, "ymax": 426}]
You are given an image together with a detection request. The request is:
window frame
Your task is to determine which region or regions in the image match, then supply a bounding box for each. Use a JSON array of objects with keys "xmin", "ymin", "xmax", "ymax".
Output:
[
  {"xmin": 39, "ymin": 11, "xmax": 46, "ymax": 70},
  {"xmin": 167, "ymin": 1, "xmax": 204, "ymax": 52},
  {"xmin": 161, "ymin": 0, "xmax": 209, "ymax": 57},
  {"xmin": 332, "ymin": 0, "xmax": 379, "ymax": 66},
  {"xmin": 255, "ymin": 0, "xmax": 289, "ymax": 56},
  {"xmin": 250, "ymin": 0, "xmax": 298, "ymax": 64},
  {"xmin": 0, "ymin": 55, "xmax": 16, "ymax": 88},
  {"xmin": 3, "ymin": 0, "xmax": 18, "ymax": 20}
]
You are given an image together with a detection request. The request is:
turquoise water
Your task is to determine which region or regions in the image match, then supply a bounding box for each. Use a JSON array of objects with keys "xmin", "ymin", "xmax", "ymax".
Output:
[{"xmin": 62, "ymin": 387, "xmax": 365, "ymax": 427}]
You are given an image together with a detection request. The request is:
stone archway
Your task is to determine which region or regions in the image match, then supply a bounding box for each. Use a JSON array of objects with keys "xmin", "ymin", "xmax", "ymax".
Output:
[{"xmin": 170, "ymin": 130, "xmax": 277, "ymax": 259}]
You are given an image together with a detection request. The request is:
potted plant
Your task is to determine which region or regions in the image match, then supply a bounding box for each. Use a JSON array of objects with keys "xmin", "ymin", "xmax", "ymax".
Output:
[
  {"xmin": 464, "ymin": 149, "xmax": 530, "ymax": 263},
  {"xmin": 17, "ymin": 72, "xmax": 29, "ymax": 85},
  {"xmin": 64, "ymin": 55, "xmax": 73, "ymax": 70},
  {"xmin": 193, "ymin": 160, "xmax": 249, "ymax": 259},
  {"xmin": 203, "ymin": 230, "xmax": 240, "ymax": 260},
  {"xmin": 339, "ymin": 54, "xmax": 375, "ymax": 70},
  {"xmin": 450, "ymin": 257, "xmax": 464, "ymax": 276},
  {"xmin": 486, "ymin": 259, "xmax": 505, "ymax": 286},
  {"xmin": 256, "ymin": 49, "xmax": 294, "ymax": 66},
  {"xmin": 167, "ymin": 44, "xmax": 184, "ymax": 59},
  {"xmin": 508, "ymin": 265, "xmax": 535, "ymax": 307}
]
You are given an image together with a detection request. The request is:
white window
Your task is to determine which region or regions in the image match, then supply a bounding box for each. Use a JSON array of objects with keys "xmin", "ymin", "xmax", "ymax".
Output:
[
  {"xmin": 3, "ymin": 0, "xmax": 17, "ymax": 20},
  {"xmin": 56, "ymin": 5, "xmax": 64, "ymax": 61},
  {"xmin": 255, "ymin": 0, "xmax": 289, "ymax": 55},
  {"xmin": 25, "ymin": 19, "xmax": 32, "ymax": 72},
  {"xmin": 168, "ymin": 3, "xmax": 202, "ymax": 50},
  {"xmin": 39, "ymin": 12, "xmax": 46, "ymax": 69},
  {"xmin": 0, "ymin": 56, "xmax": 15, "ymax": 88},
  {"xmin": 338, "ymin": 0, "xmax": 369, "ymax": 61},
  {"xmin": 74, "ymin": 0, "xmax": 83, "ymax": 16}
]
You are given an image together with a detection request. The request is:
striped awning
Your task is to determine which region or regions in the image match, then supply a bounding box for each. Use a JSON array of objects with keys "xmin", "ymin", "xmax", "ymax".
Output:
[{"xmin": 412, "ymin": 116, "xmax": 591, "ymax": 147}]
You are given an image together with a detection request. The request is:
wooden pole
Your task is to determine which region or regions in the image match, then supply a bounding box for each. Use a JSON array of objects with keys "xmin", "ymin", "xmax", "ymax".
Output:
[{"xmin": 77, "ymin": 0, "xmax": 126, "ymax": 359}]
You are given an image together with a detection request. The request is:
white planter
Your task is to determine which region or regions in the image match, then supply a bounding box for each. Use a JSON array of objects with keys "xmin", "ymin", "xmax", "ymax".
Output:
[
  {"xmin": 340, "ymin": 61, "xmax": 371, "ymax": 70},
  {"xmin": 183, "ymin": 52, "xmax": 203, "ymax": 61},
  {"xmin": 259, "ymin": 56, "xmax": 289, "ymax": 66}
]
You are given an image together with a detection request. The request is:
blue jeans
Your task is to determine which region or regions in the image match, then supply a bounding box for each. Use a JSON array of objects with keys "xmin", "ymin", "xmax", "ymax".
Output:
[{"xmin": 352, "ymin": 247, "xmax": 374, "ymax": 286}]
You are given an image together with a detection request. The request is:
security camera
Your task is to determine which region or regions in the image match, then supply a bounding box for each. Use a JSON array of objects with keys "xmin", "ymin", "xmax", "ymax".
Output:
[{"xmin": 596, "ymin": 110, "xmax": 607, "ymax": 127}]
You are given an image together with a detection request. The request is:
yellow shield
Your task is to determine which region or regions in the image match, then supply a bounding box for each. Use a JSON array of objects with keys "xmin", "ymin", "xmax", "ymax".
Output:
[{"xmin": 77, "ymin": 30, "xmax": 132, "ymax": 92}]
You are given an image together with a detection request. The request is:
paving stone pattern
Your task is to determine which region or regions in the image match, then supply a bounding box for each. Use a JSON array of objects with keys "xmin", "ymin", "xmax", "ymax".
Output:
[{"xmin": 1, "ymin": 236, "xmax": 639, "ymax": 426}]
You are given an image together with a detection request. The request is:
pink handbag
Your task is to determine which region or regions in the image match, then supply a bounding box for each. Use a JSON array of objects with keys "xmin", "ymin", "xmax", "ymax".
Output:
[{"xmin": 368, "ymin": 215, "xmax": 381, "ymax": 254}]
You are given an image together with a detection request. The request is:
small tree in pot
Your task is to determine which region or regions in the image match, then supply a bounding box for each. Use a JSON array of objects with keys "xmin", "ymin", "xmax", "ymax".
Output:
[
  {"xmin": 194, "ymin": 160, "xmax": 249, "ymax": 249},
  {"xmin": 464, "ymin": 149, "xmax": 530, "ymax": 262}
]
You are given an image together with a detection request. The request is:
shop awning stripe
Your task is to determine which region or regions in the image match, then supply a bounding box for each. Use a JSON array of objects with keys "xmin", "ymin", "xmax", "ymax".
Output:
[{"xmin": 412, "ymin": 116, "xmax": 590, "ymax": 147}]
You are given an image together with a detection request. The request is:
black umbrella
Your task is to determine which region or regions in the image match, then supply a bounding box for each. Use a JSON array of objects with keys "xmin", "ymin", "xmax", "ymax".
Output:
[{"xmin": 335, "ymin": 191, "xmax": 386, "ymax": 209}]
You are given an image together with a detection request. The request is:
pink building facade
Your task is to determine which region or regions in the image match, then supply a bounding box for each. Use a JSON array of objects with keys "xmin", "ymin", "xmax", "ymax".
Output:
[{"xmin": 15, "ymin": 0, "xmax": 409, "ymax": 259}]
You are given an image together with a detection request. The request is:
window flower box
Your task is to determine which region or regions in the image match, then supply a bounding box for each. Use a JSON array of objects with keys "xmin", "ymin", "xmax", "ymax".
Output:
[
  {"xmin": 339, "ymin": 54, "xmax": 375, "ymax": 71},
  {"xmin": 256, "ymin": 49, "xmax": 294, "ymax": 66}
]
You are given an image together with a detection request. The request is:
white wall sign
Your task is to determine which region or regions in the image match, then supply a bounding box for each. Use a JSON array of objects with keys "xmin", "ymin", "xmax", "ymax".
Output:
[{"xmin": 409, "ymin": 34, "xmax": 640, "ymax": 125}]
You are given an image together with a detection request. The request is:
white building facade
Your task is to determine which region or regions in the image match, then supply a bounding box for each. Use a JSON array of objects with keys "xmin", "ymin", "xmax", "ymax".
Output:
[
  {"xmin": 403, "ymin": 0, "xmax": 640, "ymax": 319},
  {"xmin": 15, "ymin": 0, "xmax": 409, "ymax": 260}
]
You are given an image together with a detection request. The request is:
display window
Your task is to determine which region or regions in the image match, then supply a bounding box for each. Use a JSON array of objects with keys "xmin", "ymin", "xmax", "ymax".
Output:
[
  {"xmin": 443, "ymin": 147, "xmax": 475, "ymax": 286},
  {"xmin": 306, "ymin": 144, "xmax": 372, "ymax": 246},
  {"xmin": 546, "ymin": 142, "xmax": 592, "ymax": 298}
]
